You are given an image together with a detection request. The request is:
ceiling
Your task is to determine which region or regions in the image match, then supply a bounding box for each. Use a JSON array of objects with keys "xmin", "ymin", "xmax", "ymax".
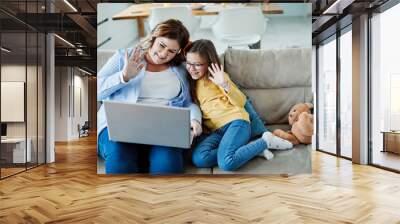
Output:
[
  {"xmin": 0, "ymin": 0, "xmax": 99, "ymax": 73},
  {"xmin": 311, "ymin": 0, "xmax": 390, "ymax": 43}
]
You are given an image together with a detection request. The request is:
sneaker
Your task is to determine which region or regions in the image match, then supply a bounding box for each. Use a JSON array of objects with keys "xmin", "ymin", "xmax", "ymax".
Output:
[
  {"xmin": 262, "ymin": 132, "xmax": 293, "ymax": 150},
  {"xmin": 258, "ymin": 149, "xmax": 274, "ymax": 160}
]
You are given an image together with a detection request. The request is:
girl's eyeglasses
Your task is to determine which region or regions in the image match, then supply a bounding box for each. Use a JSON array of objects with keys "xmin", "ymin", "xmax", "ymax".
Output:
[{"xmin": 186, "ymin": 62, "xmax": 205, "ymax": 70}]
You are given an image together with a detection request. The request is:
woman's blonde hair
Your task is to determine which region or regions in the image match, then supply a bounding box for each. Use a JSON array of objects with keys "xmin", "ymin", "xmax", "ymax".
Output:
[{"xmin": 139, "ymin": 19, "xmax": 190, "ymax": 66}]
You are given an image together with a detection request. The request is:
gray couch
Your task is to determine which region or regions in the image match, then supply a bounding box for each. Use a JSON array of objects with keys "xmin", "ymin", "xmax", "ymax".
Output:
[{"xmin": 97, "ymin": 47, "xmax": 312, "ymax": 175}]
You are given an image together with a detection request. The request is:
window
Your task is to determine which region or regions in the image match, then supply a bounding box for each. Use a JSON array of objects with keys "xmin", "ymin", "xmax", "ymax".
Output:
[
  {"xmin": 317, "ymin": 37, "xmax": 337, "ymax": 154},
  {"xmin": 390, "ymin": 74, "xmax": 400, "ymax": 130},
  {"xmin": 371, "ymin": 2, "xmax": 400, "ymax": 171},
  {"xmin": 340, "ymin": 29, "xmax": 352, "ymax": 158}
]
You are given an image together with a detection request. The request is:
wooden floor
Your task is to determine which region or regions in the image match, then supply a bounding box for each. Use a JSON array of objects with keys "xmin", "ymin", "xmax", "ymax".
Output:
[
  {"xmin": 1, "ymin": 167, "xmax": 26, "ymax": 177},
  {"xmin": 1, "ymin": 135, "xmax": 400, "ymax": 223}
]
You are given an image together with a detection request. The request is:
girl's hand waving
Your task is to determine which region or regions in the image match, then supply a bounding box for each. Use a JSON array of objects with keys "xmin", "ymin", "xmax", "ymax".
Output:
[{"xmin": 208, "ymin": 63, "xmax": 228, "ymax": 90}]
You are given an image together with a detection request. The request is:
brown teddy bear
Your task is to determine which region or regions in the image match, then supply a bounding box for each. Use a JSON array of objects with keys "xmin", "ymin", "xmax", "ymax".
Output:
[{"xmin": 273, "ymin": 103, "xmax": 314, "ymax": 145}]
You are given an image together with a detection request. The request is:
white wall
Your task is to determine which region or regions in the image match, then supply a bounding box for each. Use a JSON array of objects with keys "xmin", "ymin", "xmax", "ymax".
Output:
[
  {"xmin": 55, "ymin": 66, "xmax": 68, "ymax": 141},
  {"xmin": 54, "ymin": 67, "xmax": 89, "ymax": 141},
  {"xmin": 71, "ymin": 73, "xmax": 89, "ymax": 138},
  {"xmin": 75, "ymin": 73, "xmax": 89, "ymax": 123}
]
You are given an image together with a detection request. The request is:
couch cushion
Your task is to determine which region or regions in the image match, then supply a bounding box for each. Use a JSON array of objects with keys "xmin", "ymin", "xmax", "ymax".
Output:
[
  {"xmin": 243, "ymin": 88, "xmax": 313, "ymax": 124},
  {"xmin": 220, "ymin": 48, "xmax": 312, "ymax": 125},
  {"xmin": 223, "ymin": 48, "xmax": 311, "ymax": 89},
  {"xmin": 184, "ymin": 164, "xmax": 213, "ymax": 174},
  {"xmin": 212, "ymin": 144, "xmax": 311, "ymax": 175}
]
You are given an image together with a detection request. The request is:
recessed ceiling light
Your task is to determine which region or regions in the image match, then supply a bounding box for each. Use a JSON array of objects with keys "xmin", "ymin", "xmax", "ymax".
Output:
[
  {"xmin": 54, "ymin": 34, "xmax": 75, "ymax": 48},
  {"xmin": 323, "ymin": 0, "xmax": 354, "ymax": 15},
  {"xmin": 63, "ymin": 0, "xmax": 78, "ymax": 12},
  {"xmin": 1, "ymin": 47, "xmax": 11, "ymax": 53},
  {"xmin": 78, "ymin": 67, "xmax": 93, "ymax": 76}
]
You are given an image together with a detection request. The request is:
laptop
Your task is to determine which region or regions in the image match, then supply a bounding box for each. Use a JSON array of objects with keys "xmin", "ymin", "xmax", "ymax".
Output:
[{"xmin": 103, "ymin": 101, "xmax": 194, "ymax": 148}]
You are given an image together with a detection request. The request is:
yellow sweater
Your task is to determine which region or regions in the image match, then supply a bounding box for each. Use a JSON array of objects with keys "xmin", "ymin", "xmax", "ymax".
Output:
[{"xmin": 195, "ymin": 73, "xmax": 249, "ymax": 131}]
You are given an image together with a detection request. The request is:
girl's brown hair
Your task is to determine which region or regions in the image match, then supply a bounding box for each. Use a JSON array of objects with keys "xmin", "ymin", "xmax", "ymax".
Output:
[
  {"xmin": 185, "ymin": 39, "xmax": 221, "ymax": 104},
  {"xmin": 139, "ymin": 19, "xmax": 190, "ymax": 66}
]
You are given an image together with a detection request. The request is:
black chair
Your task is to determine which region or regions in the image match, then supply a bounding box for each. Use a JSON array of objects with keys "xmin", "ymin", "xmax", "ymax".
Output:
[{"xmin": 78, "ymin": 121, "xmax": 90, "ymax": 138}]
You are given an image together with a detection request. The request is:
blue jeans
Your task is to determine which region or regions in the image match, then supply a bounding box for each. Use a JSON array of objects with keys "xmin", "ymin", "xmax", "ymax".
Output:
[
  {"xmin": 98, "ymin": 128, "xmax": 184, "ymax": 174},
  {"xmin": 192, "ymin": 119, "xmax": 267, "ymax": 171}
]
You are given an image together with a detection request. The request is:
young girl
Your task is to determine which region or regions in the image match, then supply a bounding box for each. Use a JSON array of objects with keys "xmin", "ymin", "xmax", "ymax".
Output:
[{"xmin": 185, "ymin": 39, "xmax": 293, "ymax": 171}]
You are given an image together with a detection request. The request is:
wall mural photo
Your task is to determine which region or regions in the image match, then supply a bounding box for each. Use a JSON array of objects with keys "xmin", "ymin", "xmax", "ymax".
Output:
[{"xmin": 97, "ymin": 3, "xmax": 313, "ymax": 175}]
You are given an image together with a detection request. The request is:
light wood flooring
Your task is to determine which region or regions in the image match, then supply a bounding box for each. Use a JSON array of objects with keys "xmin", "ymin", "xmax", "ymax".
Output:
[
  {"xmin": 1, "ymin": 167, "xmax": 26, "ymax": 178},
  {"xmin": 1, "ymin": 135, "xmax": 400, "ymax": 223}
]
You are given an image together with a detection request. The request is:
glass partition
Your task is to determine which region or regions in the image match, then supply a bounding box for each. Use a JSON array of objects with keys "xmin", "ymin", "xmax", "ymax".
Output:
[
  {"xmin": 339, "ymin": 29, "xmax": 352, "ymax": 158},
  {"xmin": 371, "ymin": 3, "xmax": 400, "ymax": 171},
  {"xmin": 0, "ymin": 1, "xmax": 46, "ymax": 179},
  {"xmin": 317, "ymin": 36, "xmax": 337, "ymax": 155},
  {"xmin": 38, "ymin": 32, "xmax": 46, "ymax": 165},
  {"xmin": 27, "ymin": 31, "xmax": 38, "ymax": 169},
  {"xmin": 1, "ymin": 30, "xmax": 28, "ymax": 177}
]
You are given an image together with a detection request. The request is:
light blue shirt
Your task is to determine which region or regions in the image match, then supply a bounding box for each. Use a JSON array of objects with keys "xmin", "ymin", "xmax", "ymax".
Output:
[{"xmin": 97, "ymin": 47, "xmax": 202, "ymax": 134}]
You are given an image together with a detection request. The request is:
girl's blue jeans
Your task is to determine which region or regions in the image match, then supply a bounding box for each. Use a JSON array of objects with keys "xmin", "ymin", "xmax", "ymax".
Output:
[
  {"xmin": 98, "ymin": 128, "xmax": 184, "ymax": 174},
  {"xmin": 192, "ymin": 119, "xmax": 267, "ymax": 171}
]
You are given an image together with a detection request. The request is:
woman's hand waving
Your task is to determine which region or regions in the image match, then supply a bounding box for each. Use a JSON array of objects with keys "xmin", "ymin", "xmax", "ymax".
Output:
[{"xmin": 122, "ymin": 47, "xmax": 145, "ymax": 82}]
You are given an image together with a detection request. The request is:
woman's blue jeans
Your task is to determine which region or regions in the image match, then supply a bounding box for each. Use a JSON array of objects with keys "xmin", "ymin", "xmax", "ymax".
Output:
[
  {"xmin": 192, "ymin": 119, "xmax": 267, "ymax": 171},
  {"xmin": 98, "ymin": 128, "xmax": 184, "ymax": 174}
]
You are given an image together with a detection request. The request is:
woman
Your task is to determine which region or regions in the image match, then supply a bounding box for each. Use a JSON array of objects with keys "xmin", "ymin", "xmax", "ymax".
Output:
[{"xmin": 97, "ymin": 19, "xmax": 202, "ymax": 174}]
